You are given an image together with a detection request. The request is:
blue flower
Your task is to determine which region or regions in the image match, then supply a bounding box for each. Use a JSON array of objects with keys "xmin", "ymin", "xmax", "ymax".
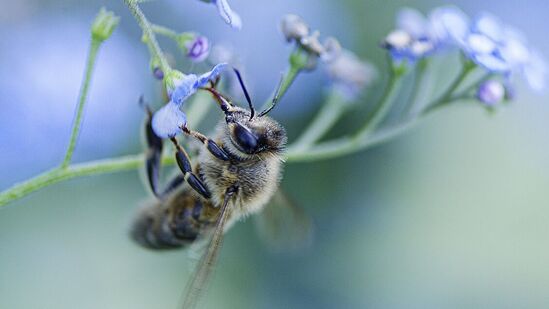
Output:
[
  {"xmin": 523, "ymin": 50, "xmax": 548, "ymax": 92},
  {"xmin": 200, "ymin": 0, "xmax": 242, "ymax": 29},
  {"xmin": 427, "ymin": 7, "xmax": 547, "ymax": 91},
  {"xmin": 429, "ymin": 6, "xmax": 470, "ymax": 46},
  {"xmin": 384, "ymin": 8, "xmax": 438, "ymax": 62},
  {"xmin": 152, "ymin": 63, "xmax": 227, "ymax": 138}
]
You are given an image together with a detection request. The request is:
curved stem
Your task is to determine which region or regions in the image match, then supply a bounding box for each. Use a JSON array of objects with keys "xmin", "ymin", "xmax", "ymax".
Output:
[
  {"xmin": 289, "ymin": 90, "xmax": 347, "ymax": 152},
  {"xmin": 62, "ymin": 39, "xmax": 101, "ymax": 168},
  {"xmin": 423, "ymin": 60, "xmax": 475, "ymax": 114},
  {"xmin": 404, "ymin": 59, "xmax": 428, "ymax": 116},
  {"xmin": 0, "ymin": 154, "xmax": 176, "ymax": 208},
  {"xmin": 355, "ymin": 69, "xmax": 402, "ymax": 140},
  {"xmin": 124, "ymin": 0, "xmax": 171, "ymax": 73},
  {"xmin": 286, "ymin": 117, "xmax": 419, "ymax": 162},
  {"xmin": 150, "ymin": 23, "xmax": 179, "ymax": 40}
]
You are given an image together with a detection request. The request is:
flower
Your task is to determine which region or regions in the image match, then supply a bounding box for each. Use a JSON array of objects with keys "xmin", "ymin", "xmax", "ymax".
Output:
[
  {"xmin": 200, "ymin": 0, "xmax": 242, "ymax": 30},
  {"xmin": 152, "ymin": 63, "xmax": 227, "ymax": 138},
  {"xmin": 383, "ymin": 7, "xmax": 438, "ymax": 62},
  {"xmin": 424, "ymin": 8, "xmax": 547, "ymax": 90},
  {"xmin": 477, "ymin": 80, "xmax": 505, "ymax": 106},
  {"xmin": 177, "ymin": 33, "xmax": 210, "ymax": 62},
  {"xmin": 326, "ymin": 50, "xmax": 377, "ymax": 100},
  {"xmin": 280, "ymin": 14, "xmax": 342, "ymax": 70},
  {"xmin": 429, "ymin": 6, "xmax": 469, "ymax": 46}
]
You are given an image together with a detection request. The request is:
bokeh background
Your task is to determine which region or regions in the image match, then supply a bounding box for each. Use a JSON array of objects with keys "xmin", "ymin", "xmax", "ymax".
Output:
[{"xmin": 2, "ymin": 0, "xmax": 549, "ymax": 308}]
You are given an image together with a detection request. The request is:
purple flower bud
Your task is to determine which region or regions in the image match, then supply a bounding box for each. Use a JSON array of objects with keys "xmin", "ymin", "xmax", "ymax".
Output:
[
  {"xmin": 153, "ymin": 67, "xmax": 164, "ymax": 80},
  {"xmin": 477, "ymin": 80, "xmax": 505, "ymax": 106},
  {"xmin": 185, "ymin": 35, "xmax": 210, "ymax": 62}
]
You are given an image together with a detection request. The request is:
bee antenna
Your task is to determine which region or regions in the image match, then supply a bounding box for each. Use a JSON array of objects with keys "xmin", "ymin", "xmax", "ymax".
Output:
[
  {"xmin": 258, "ymin": 72, "xmax": 284, "ymax": 117},
  {"xmin": 232, "ymin": 67, "xmax": 255, "ymax": 120}
]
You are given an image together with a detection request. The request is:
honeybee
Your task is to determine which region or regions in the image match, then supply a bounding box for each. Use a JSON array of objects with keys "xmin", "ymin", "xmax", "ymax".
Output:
[{"xmin": 132, "ymin": 69, "xmax": 311, "ymax": 309}]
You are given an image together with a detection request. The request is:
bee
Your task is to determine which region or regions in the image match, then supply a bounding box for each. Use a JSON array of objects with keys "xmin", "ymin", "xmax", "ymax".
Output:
[{"xmin": 132, "ymin": 69, "xmax": 311, "ymax": 309}]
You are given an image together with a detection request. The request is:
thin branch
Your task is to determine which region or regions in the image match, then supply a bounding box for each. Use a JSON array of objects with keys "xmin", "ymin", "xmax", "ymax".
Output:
[{"xmin": 62, "ymin": 39, "xmax": 102, "ymax": 168}]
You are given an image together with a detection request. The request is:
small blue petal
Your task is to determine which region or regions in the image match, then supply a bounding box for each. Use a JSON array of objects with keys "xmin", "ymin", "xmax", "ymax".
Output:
[
  {"xmin": 152, "ymin": 101, "xmax": 187, "ymax": 138},
  {"xmin": 500, "ymin": 30, "xmax": 530, "ymax": 67},
  {"xmin": 195, "ymin": 63, "xmax": 228, "ymax": 88},
  {"xmin": 429, "ymin": 6, "xmax": 470, "ymax": 44},
  {"xmin": 524, "ymin": 50, "xmax": 548, "ymax": 92},
  {"xmin": 466, "ymin": 33, "xmax": 497, "ymax": 54},
  {"xmin": 397, "ymin": 8, "xmax": 430, "ymax": 38},
  {"xmin": 213, "ymin": 0, "xmax": 242, "ymax": 29},
  {"xmin": 472, "ymin": 53, "xmax": 510, "ymax": 72},
  {"xmin": 170, "ymin": 74, "xmax": 198, "ymax": 105},
  {"xmin": 474, "ymin": 13, "xmax": 504, "ymax": 42}
]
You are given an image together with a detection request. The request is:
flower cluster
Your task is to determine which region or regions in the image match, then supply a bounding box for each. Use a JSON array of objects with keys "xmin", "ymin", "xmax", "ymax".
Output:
[
  {"xmin": 152, "ymin": 64, "xmax": 227, "ymax": 138},
  {"xmin": 383, "ymin": 6, "xmax": 547, "ymax": 92},
  {"xmin": 281, "ymin": 14, "xmax": 376, "ymax": 99}
]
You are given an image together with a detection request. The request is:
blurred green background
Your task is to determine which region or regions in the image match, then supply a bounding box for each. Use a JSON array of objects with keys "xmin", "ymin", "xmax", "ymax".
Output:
[{"xmin": 2, "ymin": 0, "xmax": 549, "ymax": 308}]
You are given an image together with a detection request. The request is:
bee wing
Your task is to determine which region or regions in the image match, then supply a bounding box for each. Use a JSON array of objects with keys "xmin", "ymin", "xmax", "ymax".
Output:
[
  {"xmin": 181, "ymin": 189, "xmax": 235, "ymax": 309},
  {"xmin": 254, "ymin": 189, "xmax": 314, "ymax": 253}
]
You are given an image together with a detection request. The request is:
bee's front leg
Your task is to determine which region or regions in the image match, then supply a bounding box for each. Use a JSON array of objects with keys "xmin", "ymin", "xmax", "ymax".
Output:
[
  {"xmin": 170, "ymin": 137, "xmax": 212, "ymax": 199},
  {"xmin": 181, "ymin": 126, "xmax": 230, "ymax": 161}
]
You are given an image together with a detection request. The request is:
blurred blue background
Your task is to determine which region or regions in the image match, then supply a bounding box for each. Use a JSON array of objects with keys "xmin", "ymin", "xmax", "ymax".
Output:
[{"xmin": 1, "ymin": 0, "xmax": 549, "ymax": 308}]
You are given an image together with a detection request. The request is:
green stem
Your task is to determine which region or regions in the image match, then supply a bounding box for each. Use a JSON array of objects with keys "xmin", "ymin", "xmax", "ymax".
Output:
[
  {"xmin": 355, "ymin": 67, "xmax": 403, "ymax": 140},
  {"xmin": 0, "ymin": 154, "xmax": 176, "ymax": 208},
  {"xmin": 286, "ymin": 117, "xmax": 419, "ymax": 162},
  {"xmin": 286, "ymin": 94, "xmax": 466, "ymax": 163},
  {"xmin": 124, "ymin": 0, "xmax": 171, "ymax": 73},
  {"xmin": 289, "ymin": 90, "xmax": 347, "ymax": 152},
  {"xmin": 423, "ymin": 60, "xmax": 476, "ymax": 114},
  {"xmin": 61, "ymin": 39, "xmax": 101, "ymax": 168},
  {"xmin": 286, "ymin": 72, "xmax": 472, "ymax": 163},
  {"xmin": 261, "ymin": 65, "xmax": 300, "ymax": 111},
  {"xmin": 404, "ymin": 59, "xmax": 428, "ymax": 116},
  {"xmin": 150, "ymin": 24, "xmax": 179, "ymax": 40},
  {"xmin": 278, "ymin": 65, "xmax": 300, "ymax": 101}
]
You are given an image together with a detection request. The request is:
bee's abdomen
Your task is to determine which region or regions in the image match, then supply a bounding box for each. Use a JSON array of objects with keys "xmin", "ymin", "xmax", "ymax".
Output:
[{"xmin": 131, "ymin": 191, "xmax": 217, "ymax": 250}]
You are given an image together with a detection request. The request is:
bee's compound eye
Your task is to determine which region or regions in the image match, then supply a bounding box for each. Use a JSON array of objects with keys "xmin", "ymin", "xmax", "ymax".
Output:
[{"xmin": 233, "ymin": 122, "xmax": 258, "ymax": 153}]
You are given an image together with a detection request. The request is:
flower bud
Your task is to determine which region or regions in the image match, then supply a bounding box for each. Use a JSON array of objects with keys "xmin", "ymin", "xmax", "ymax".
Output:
[
  {"xmin": 477, "ymin": 80, "xmax": 505, "ymax": 106},
  {"xmin": 177, "ymin": 33, "xmax": 210, "ymax": 62},
  {"xmin": 150, "ymin": 57, "xmax": 164, "ymax": 80},
  {"xmin": 91, "ymin": 7, "xmax": 119, "ymax": 42},
  {"xmin": 280, "ymin": 14, "xmax": 310, "ymax": 42}
]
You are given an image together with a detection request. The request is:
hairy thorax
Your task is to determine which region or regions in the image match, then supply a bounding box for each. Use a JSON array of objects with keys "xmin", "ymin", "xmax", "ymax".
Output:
[{"xmin": 198, "ymin": 125, "xmax": 283, "ymax": 220}]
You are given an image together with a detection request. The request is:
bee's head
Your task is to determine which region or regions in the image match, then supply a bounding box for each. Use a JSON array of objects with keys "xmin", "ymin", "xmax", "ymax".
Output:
[
  {"xmin": 223, "ymin": 107, "xmax": 287, "ymax": 155},
  {"xmin": 206, "ymin": 68, "xmax": 287, "ymax": 157}
]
